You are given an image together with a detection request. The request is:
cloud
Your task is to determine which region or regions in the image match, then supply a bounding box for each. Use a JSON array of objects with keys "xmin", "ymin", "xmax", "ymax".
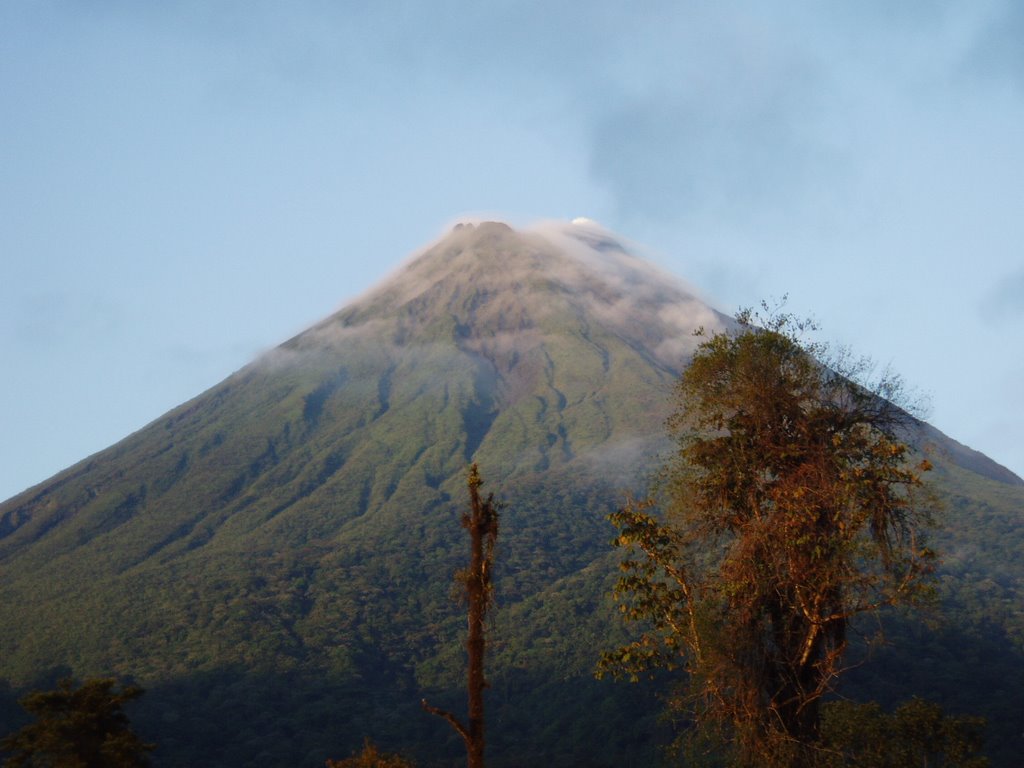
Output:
[
  {"xmin": 525, "ymin": 220, "xmax": 727, "ymax": 368},
  {"xmin": 579, "ymin": 8, "xmax": 832, "ymax": 225},
  {"xmin": 982, "ymin": 268, "xmax": 1024, "ymax": 321},
  {"xmin": 254, "ymin": 219, "xmax": 728, "ymax": 382},
  {"xmin": 589, "ymin": 90, "xmax": 821, "ymax": 222},
  {"xmin": 578, "ymin": 434, "xmax": 671, "ymax": 490},
  {"xmin": 75, "ymin": 2, "xmax": 835, "ymax": 233},
  {"xmin": 3, "ymin": 293, "xmax": 121, "ymax": 350},
  {"xmin": 964, "ymin": 0, "xmax": 1024, "ymax": 90}
]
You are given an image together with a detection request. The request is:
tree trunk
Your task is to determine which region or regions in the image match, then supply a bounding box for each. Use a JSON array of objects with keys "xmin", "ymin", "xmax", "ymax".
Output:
[
  {"xmin": 465, "ymin": 466, "xmax": 488, "ymax": 768},
  {"xmin": 423, "ymin": 464, "xmax": 498, "ymax": 768}
]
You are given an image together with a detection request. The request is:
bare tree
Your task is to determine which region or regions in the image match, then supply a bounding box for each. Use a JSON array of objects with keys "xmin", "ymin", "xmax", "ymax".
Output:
[{"xmin": 422, "ymin": 463, "xmax": 499, "ymax": 768}]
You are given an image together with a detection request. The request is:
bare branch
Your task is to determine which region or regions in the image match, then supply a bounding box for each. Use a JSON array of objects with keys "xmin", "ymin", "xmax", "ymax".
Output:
[{"xmin": 420, "ymin": 699, "xmax": 470, "ymax": 746}]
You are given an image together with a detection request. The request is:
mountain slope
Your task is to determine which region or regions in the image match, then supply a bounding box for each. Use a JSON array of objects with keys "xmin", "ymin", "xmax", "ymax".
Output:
[{"xmin": 1, "ymin": 220, "xmax": 1022, "ymax": 767}]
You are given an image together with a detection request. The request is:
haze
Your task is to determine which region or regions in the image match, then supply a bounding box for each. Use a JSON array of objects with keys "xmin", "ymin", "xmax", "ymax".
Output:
[{"xmin": 2, "ymin": 2, "xmax": 1022, "ymax": 500}]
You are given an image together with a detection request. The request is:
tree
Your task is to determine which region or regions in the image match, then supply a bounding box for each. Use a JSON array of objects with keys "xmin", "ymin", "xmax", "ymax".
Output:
[
  {"xmin": 820, "ymin": 698, "xmax": 988, "ymax": 767},
  {"xmin": 422, "ymin": 464, "xmax": 500, "ymax": 768},
  {"xmin": 1, "ymin": 678, "xmax": 154, "ymax": 767},
  {"xmin": 598, "ymin": 308, "xmax": 936, "ymax": 767},
  {"xmin": 326, "ymin": 738, "xmax": 415, "ymax": 768}
]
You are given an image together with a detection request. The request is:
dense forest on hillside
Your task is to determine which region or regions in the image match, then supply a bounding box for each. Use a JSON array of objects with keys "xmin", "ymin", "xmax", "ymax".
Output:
[{"xmin": 2, "ymin": 461, "xmax": 1020, "ymax": 767}]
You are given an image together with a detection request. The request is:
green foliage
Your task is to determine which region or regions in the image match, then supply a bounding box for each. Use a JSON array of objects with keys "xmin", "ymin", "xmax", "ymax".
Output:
[
  {"xmin": 601, "ymin": 309, "xmax": 937, "ymax": 766},
  {"xmin": 820, "ymin": 698, "xmax": 988, "ymax": 767},
  {"xmin": 1, "ymin": 678, "xmax": 153, "ymax": 767}
]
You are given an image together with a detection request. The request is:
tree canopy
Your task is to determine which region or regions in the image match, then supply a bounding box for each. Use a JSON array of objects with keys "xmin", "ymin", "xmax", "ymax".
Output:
[
  {"xmin": 820, "ymin": 698, "xmax": 988, "ymax": 768},
  {"xmin": 599, "ymin": 308, "xmax": 937, "ymax": 767},
  {"xmin": 1, "ymin": 678, "xmax": 153, "ymax": 768}
]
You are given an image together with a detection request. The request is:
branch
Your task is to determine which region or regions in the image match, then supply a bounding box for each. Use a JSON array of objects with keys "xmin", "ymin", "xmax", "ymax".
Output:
[{"xmin": 421, "ymin": 699, "xmax": 470, "ymax": 745}]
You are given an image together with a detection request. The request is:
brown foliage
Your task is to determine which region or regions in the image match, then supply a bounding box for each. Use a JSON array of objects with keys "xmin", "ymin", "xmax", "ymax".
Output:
[
  {"xmin": 326, "ymin": 738, "xmax": 415, "ymax": 768},
  {"xmin": 600, "ymin": 308, "xmax": 936, "ymax": 767}
]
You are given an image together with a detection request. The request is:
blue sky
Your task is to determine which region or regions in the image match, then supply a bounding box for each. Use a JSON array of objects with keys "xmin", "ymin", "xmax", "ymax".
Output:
[{"xmin": 2, "ymin": 1, "xmax": 1022, "ymax": 500}]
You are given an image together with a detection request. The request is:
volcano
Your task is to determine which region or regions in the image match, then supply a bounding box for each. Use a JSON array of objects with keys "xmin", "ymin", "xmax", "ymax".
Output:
[{"xmin": 1, "ymin": 220, "xmax": 1021, "ymax": 767}]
